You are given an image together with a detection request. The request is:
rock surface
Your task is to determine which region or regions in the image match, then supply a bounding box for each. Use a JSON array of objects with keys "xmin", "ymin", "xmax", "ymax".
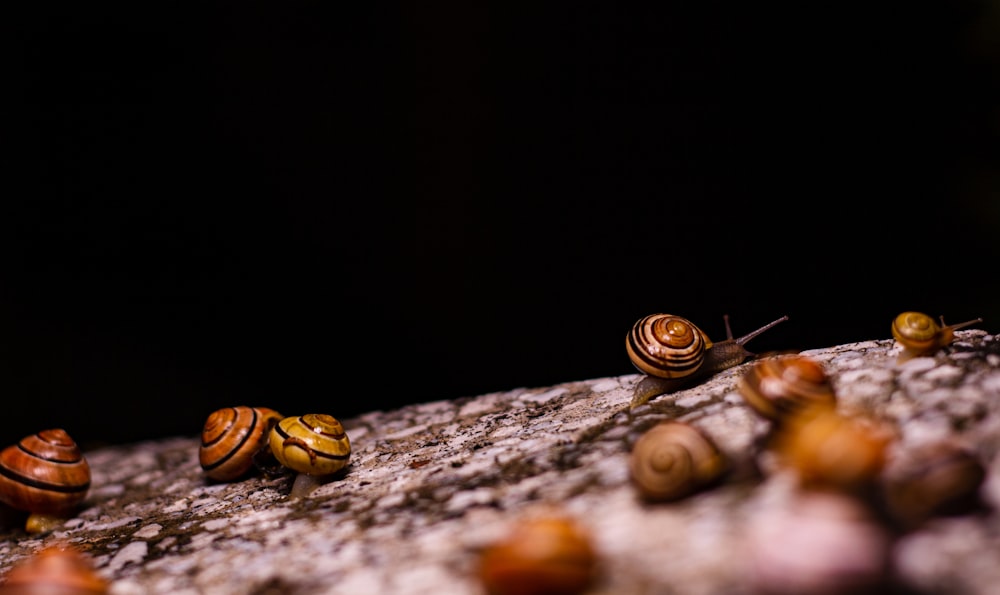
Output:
[{"xmin": 1, "ymin": 331, "xmax": 999, "ymax": 594}]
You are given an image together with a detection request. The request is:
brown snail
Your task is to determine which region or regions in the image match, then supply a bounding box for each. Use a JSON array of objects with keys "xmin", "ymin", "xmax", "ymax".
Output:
[
  {"xmin": 891, "ymin": 311, "xmax": 983, "ymax": 363},
  {"xmin": 0, "ymin": 429, "xmax": 91, "ymax": 534},
  {"xmin": 627, "ymin": 313, "xmax": 789, "ymax": 407},
  {"xmin": 199, "ymin": 406, "xmax": 284, "ymax": 482},
  {"xmin": 0, "ymin": 543, "xmax": 108, "ymax": 594},
  {"xmin": 269, "ymin": 413, "xmax": 351, "ymax": 498},
  {"xmin": 737, "ymin": 354, "xmax": 836, "ymax": 424},
  {"xmin": 628, "ymin": 421, "xmax": 727, "ymax": 502},
  {"xmin": 477, "ymin": 514, "xmax": 598, "ymax": 595}
]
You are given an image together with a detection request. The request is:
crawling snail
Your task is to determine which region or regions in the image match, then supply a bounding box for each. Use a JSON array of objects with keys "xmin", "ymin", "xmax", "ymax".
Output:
[
  {"xmin": 0, "ymin": 429, "xmax": 91, "ymax": 534},
  {"xmin": 737, "ymin": 354, "xmax": 837, "ymax": 425},
  {"xmin": 891, "ymin": 311, "xmax": 983, "ymax": 364},
  {"xmin": 626, "ymin": 313, "xmax": 789, "ymax": 407},
  {"xmin": 629, "ymin": 421, "xmax": 727, "ymax": 502},
  {"xmin": 477, "ymin": 513, "xmax": 598, "ymax": 595},
  {"xmin": 0, "ymin": 543, "xmax": 108, "ymax": 595},
  {"xmin": 199, "ymin": 406, "xmax": 284, "ymax": 482},
  {"xmin": 269, "ymin": 413, "xmax": 351, "ymax": 499}
]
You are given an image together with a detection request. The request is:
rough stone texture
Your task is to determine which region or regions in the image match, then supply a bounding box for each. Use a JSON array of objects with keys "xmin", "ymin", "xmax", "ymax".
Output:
[{"xmin": 1, "ymin": 331, "xmax": 999, "ymax": 594}]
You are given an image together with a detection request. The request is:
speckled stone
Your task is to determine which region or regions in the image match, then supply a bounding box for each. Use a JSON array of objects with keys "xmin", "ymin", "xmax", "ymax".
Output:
[{"xmin": 0, "ymin": 331, "xmax": 998, "ymax": 594}]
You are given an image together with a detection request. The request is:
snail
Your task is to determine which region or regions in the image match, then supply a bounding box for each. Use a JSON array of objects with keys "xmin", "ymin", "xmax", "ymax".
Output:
[
  {"xmin": 477, "ymin": 514, "xmax": 598, "ymax": 595},
  {"xmin": 737, "ymin": 354, "xmax": 837, "ymax": 424},
  {"xmin": 0, "ymin": 429, "xmax": 91, "ymax": 534},
  {"xmin": 199, "ymin": 406, "xmax": 284, "ymax": 482},
  {"xmin": 628, "ymin": 421, "xmax": 727, "ymax": 502},
  {"xmin": 0, "ymin": 543, "xmax": 108, "ymax": 594},
  {"xmin": 891, "ymin": 311, "xmax": 983, "ymax": 363},
  {"xmin": 268, "ymin": 413, "xmax": 351, "ymax": 498},
  {"xmin": 627, "ymin": 313, "xmax": 789, "ymax": 407}
]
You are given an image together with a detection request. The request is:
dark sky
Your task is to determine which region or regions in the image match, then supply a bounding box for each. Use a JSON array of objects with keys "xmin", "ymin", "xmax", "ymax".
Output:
[{"xmin": 3, "ymin": 3, "xmax": 998, "ymax": 448}]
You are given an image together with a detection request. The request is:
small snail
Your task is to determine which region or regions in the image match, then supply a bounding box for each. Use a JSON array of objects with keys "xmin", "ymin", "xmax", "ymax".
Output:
[
  {"xmin": 628, "ymin": 421, "xmax": 727, "ymax": 502},
  {"xmin": 477, "ymin": 514, "xmax": 598, "ymax": 595},
  {"xmin": 199, "ymin": 406, "xmax": 284, "ymax": 482},
  {"xmin": 737, "ymin": 354, "xmax": 836, "ymax": 424},
  {"xmin": 0, "ymin": 544, "xmax": 108, "ymax": 595},
  {"xmin": 891, "ymin": 311, "xmax": 983, "ymax": 363},
  {"xmin": 269, "ymin": 413, "xmax": 351, "ymax": 498},
  {"xmin": 627, "ymin": 313, "xmax": 789, "ymax": 407},
  {"xmin": 0, "ymin": 429, "xmax": 91, "ymax": 534}
]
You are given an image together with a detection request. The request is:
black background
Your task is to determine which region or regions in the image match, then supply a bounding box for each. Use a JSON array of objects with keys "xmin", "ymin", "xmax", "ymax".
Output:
[{"xmin": 3, "ymin": 3, "xmax": 998, "ymax": 449}]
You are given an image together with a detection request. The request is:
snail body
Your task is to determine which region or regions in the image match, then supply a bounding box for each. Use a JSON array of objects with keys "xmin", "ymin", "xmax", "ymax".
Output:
[
  {"xmin": 199, "ymin": 406, "xmax": 284, "ymax": 482},
  {"xmin": 0, "ymin": 544, "xmax": 108, "ymax": 595},
  {"xmin": 0, "ymin": 429, "xmax": 90, "ymax": 534},
  {"xmin": 629, "ymin": 421, "xmax": 727, "ymax": 502},
  {"xmin": 478, "ymin": 514, "xmax": 597, "ymax": 595},
  {"xmin": 627, "ymin": 314, "xmax": 789, "ymax": 407},
  {"xmin": 891, "ymin": 311, "xmax": 982, "ymax": 363},
  {"xmin": 738, "ymin": 355, "xmax": 836, "ymax": 424}
]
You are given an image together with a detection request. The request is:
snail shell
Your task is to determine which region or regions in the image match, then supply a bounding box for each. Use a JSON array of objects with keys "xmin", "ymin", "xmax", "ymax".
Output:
[
  {"xmin": 477, "ymin": 514, "xmax": 597, "ymax": 595},
  {"xmin": 629, "ymin": 421, "xmax": 727, "ymax": 502},
  {"xmin": 268, "ymin": 414, "xmax": 351, "ymax": 476},
  {"xmin": 627, "ymin": 314, "xmax": 789, "ymax": 407},
  {"xmin": 199, "ymin": 406, "xmax": 284, "ymax": 482},
  {"xmin": 891, "ymin": 311, "xmax": 982, "ymax": 363},
  {"xmin": 0, "ymin": 429, "xmax": 90, "ymax": 517},
  {"xmin": 881, "ymin": 441, "xmax": 986, "ymax": 528},
  {"xmin": 737, "ymin": 355, "xmax": 837, "ymax": 423},
  {"xmin": 0, "ymin": 544, "xmax": 108, "ymax": 595}
]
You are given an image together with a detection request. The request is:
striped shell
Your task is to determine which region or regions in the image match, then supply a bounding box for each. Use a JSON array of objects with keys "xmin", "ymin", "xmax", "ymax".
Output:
[
  {"xmin": 0, "ymin": 544, "xmax": 108, "ymax": 595},
  {"xmin": 269, "ymin": 414, "xmax": 351, "ymax": 476},
  {"xmin": 626, "ymin": 314, "xmax": 711, "ymax": 379},
  {"xmin": 891, "ymin": 311, "xmax": 982, "ymax": 362},
  {"xmin": 629, "ymin": 421, "xmax": 727, "ymax": 502},
  {"xmin": 737, "ymin": 355, "xmax": 836, "ymax": 423},
  {"xmin": 0, "ymin": 429, "xmax": 91, "ymax": 516},
  {"xmin": 199, "ymin": 406, "xmax": 284, "ymax": 482}
]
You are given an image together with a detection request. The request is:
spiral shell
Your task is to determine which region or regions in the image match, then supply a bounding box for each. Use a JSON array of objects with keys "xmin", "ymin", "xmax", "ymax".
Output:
[
  {"xmin": 199, "ymin": 406, "xmax": 284, "ymax": 482},
  {"xmin": 629, "ymin": 421, "xmax": 727, "ymax": 502},
  {"xmin": 0, "ymin": 544, "xmax": 108, "ymax": 595},
  {"xmin": 738, "ymin": 355, "xmax": 836, "ymax": 423},
  {"xmin": 881, "ymin": 441, "xmax": 986, "ymax": 528},
  {"xmin": 0, "ymin": 429, "xmax": 90, "ymax": 517},
  {"xmin": 477, "ymin": 514, "xmax": 597, "ymax": 595},
  {"xmin": 627, "ymin": 314, "xmax": 711, "ymax": 379},
  {"xmin": 268, "ymin": 414, "xmax": 351, "ymax": 476},
  {"xmin": 891, "ymin": 311, "xmax": 982, "ymax": 363}
]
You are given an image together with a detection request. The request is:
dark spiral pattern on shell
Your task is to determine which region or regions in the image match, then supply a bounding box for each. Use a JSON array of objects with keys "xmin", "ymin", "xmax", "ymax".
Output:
[
  {"xmin": 626, "ymin": 314, "xmax": 710, "ymax": 379},
  {"xmin": 737, "ymin": 355, "xmax": 837, "ymax": 423},
  {"xmin": 0, "ymin": 429, "xmax": 91, "ymax": 515},
  {"xmin": 200, "ymin": 406, "xmax": 284, "ymax": 482}
]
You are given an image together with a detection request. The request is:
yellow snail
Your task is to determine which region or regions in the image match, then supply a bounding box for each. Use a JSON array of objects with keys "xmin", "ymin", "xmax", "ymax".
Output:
[
  {"xmin": 626, "ymin": 313, "xmax": 789, "ymax": 407},
  {"xmin": 0, "ymin": 429, "xmax": 91, "ymax": 534},
  {"xmin": 477, "ymin": 514, "xmax": 598, "ymax": 595},
  {"xmin": 891, "ymin": 311, "xmax": 982, "ymax": 363},
  {"xmin": 737, "ymin": 354, "xmax": 837, "ymax": 424},
  {"xmin": 0, "ymin": 543, "xmax": 109, "ymax": 595},
  {"xmin": 199, "ymin": 406, "xmax": 284, "ymax": 482},
  {"xmin": 628, "ymin": 421, "xmax": 727, "ymax": 502},
  {"xmin": 269, "ymin": 413, "xmax": 351, "ymax": 499}
]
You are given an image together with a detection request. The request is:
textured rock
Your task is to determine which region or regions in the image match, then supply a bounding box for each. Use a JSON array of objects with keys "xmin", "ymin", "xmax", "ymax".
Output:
[{"xmin": 0, "ymin": 331, "xmax": 998, "ymax": 594}]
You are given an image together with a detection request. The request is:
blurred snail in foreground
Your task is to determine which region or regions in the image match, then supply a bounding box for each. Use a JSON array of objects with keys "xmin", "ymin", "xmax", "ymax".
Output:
[
  {"xmin": 738, "ymin": 354, "xmax": 836, "ymax": 424},
  {"xmin": 199, "ymin": 406, "xmax": 284, "ymax": 482},
  {"xmin": 627, "ymin": 313, "xmax": 789, "ymax": 407},
  {"xmin": 269, "ymin": 413, "xmax": 351, "ymax": 499},
  {"xmin": 0, "ymin": 543, "xmax": 108, "ymax": 595},
  {"xmin": 891, "ymin": 311, "xmax": 983, "ymax": 364},
  {"xmin": 629, "ymin": 421, "xmax": 727, "ymax": 502},
  {"xmin": 0, "ymin": 429, "xmax": 91, "ymax": 534},
  {"xmin": 477, "ymin": 514, "xmax": 598, "ymax": 595}
]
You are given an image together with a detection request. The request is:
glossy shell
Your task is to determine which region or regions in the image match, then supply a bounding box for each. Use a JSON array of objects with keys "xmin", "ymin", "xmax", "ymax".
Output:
[
  {"xmin": 0, "ymin": 429, "xmax": 91, "ymax": 516},
  {"xmin": 626, "ymin": 314, "xmax": 711, "ymax": 379},
  {"xmin": 269, "ymin": 414, "xmax": 351, "ymax": 476},
  {"xmin": 891, "ymin": 311, "xmax": 982, "ymax": 362},
  {"xmin": 629, "ymin": 421, "xmax": 727, "ymax": 501},
  {"xmin": 478, "ymin": 515, "xmax": 597, "ymax": 595},
  {"xmin": 199, "ymin": 406, "xmax": 284, "ymax": 481},
  {"xmin": 738, "ymin": 355, "xmax": 836, "ymax": 423},
  {"xmin": 0, "ymin": 544, "xmax": 108, "ymax": 595}
]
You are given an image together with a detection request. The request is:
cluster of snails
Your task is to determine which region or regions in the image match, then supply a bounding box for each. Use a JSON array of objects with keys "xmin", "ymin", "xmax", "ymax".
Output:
[{"xmin": 199, "ymin": 407, "xmax": 352, "ymax": 499}]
